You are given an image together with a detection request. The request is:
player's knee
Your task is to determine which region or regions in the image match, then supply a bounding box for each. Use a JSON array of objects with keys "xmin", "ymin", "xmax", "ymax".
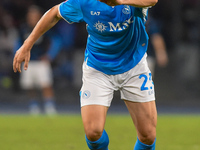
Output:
[
  {"xmin": 139, "ymin": 131, "xmax": 156, "ymax": 145},
  {"xmin": 85, "ymin": 128, "xmax": 103, "ymax": 141}
]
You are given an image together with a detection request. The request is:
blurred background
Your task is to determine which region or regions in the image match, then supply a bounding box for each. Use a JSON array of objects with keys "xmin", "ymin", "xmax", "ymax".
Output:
[{"xmin": 0, "ymin": 0, "xmax": 200, "ymax": 114}]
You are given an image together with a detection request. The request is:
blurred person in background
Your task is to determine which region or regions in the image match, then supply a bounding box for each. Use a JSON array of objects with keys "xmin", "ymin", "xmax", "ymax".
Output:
[
  {"xmin": 14, "ymin": 5, "xmax": 62, "ymax": 115},
  {"xmin": 146, "ymin": 15, "xmax": 168, "ymax": 76}
]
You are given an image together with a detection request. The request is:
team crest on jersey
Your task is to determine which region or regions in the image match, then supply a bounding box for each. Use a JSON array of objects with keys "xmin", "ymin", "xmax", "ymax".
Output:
[
  {"xmin": 122, "ymin": 5, "xmax": 131, "ymax": 14},
  {"xmin": 94, "ymin": 21, "xmax": 107, "ymax": 32},
  {"xmin": 82, "ymin": 90, "xmax": 91, "ymax": 99}
]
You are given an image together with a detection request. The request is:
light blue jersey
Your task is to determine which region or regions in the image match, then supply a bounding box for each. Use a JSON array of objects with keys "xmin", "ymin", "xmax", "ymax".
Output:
[{"xmin": 59, "ymin": 0, "xmax": 149, "ymax": 75}]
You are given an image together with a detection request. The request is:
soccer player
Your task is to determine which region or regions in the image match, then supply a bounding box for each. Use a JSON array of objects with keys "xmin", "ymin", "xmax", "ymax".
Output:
[
  {"xmin": 14, "ymin": 5, "xmax": 62, "ymax": 115},
  {"xmin": 13, "ymin": 0, "xmax": 158, "ymax": 149}
]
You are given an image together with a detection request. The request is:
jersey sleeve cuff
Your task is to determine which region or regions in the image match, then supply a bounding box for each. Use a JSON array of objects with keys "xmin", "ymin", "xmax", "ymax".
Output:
[{"xmin": 58, "ymin": 4, "xmax": 74, "ymax": 24}]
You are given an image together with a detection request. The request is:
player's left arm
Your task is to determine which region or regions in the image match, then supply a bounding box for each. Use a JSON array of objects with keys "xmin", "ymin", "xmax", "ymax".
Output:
[{"xmin": 103, "ymin": 0, "xmax": 158, "ymax": 7}]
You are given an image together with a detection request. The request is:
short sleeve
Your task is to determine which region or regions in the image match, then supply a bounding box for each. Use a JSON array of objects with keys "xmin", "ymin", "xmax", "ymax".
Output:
[{"xmin": 59, "ymin": 0, "xmax": 83, "ymax": 23}]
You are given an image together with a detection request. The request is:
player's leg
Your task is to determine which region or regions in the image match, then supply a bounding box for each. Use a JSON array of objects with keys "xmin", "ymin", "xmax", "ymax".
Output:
[
  {"xmin": 37, "ymin": 61, "xmax": 57, "ymax": 114},
  {"xmin": 42, "ymin": 86, "xmax": 57, "ymax": 114},
  {"xmin": 80, "ymin": 86, "xmax": 111, "ymax": 150},
  {"xmin": 27, "ymin": 89, "xmax": 41, "ymax": 115},
  {"xmin": 124, "ymin": 100, "xmax": 157, "ymax": 150},
  {"xmin": 20, "ymin": 62, "xmax": 41, "ymax": 115},
  {"xmin": 120, "ymin": 54, "xmax": 157, "ymax": 149},
  {"xmin": 81, "ymin": 105, "xmax": 109, "ymax": 150},
  {"xmin": 80, "ymin": 62, "xmax": 115, "ymax": 150}
]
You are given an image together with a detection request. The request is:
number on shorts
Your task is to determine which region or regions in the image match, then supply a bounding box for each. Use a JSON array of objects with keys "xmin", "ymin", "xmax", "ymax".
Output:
[{"xmin": 139, "ymin": 73, "xmax": 153, "ymax": 91}]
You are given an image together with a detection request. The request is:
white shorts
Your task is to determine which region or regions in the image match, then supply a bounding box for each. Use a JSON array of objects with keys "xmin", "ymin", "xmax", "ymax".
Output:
[
  {"xmin": 20, "ymin": 61, "xmax": 53, "ymax": 89},
  {"xmin": 80, "ymin": 54, "xmax": 155, "ymax": 107}
]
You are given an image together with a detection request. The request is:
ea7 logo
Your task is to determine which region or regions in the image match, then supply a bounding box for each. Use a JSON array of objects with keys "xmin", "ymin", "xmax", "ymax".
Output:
[{"xmin": 91, "ymin": 11, "xmax": 100, "ymax": 16}]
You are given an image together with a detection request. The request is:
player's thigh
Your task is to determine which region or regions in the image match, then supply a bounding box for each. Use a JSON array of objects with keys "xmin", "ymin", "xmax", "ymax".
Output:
[
  {"xmin": 124, "ymin": 100, "xmax": 157, "ymax": 140},
  {"xmin": 81, "ymin": 105, "xmax": 108, "ymax": 136},
  {"xmin": 80, "ymin": 62, "xmax": 114, "ymax": 140},
  {"xmin": 121, "ymin": 56, "xmax": 157, "ymax": 134}
]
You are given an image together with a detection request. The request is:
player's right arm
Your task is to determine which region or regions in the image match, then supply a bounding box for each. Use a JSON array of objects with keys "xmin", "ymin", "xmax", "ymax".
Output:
[{"xmin": 13, "ymin": 5, "xmax": 62, "ymax": 73}]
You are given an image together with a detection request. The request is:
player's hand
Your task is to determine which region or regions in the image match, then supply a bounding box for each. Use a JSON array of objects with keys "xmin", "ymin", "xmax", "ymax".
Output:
[{"xmin": 13, "ymin": 45, "xmax": 31, "ymax": 73}]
